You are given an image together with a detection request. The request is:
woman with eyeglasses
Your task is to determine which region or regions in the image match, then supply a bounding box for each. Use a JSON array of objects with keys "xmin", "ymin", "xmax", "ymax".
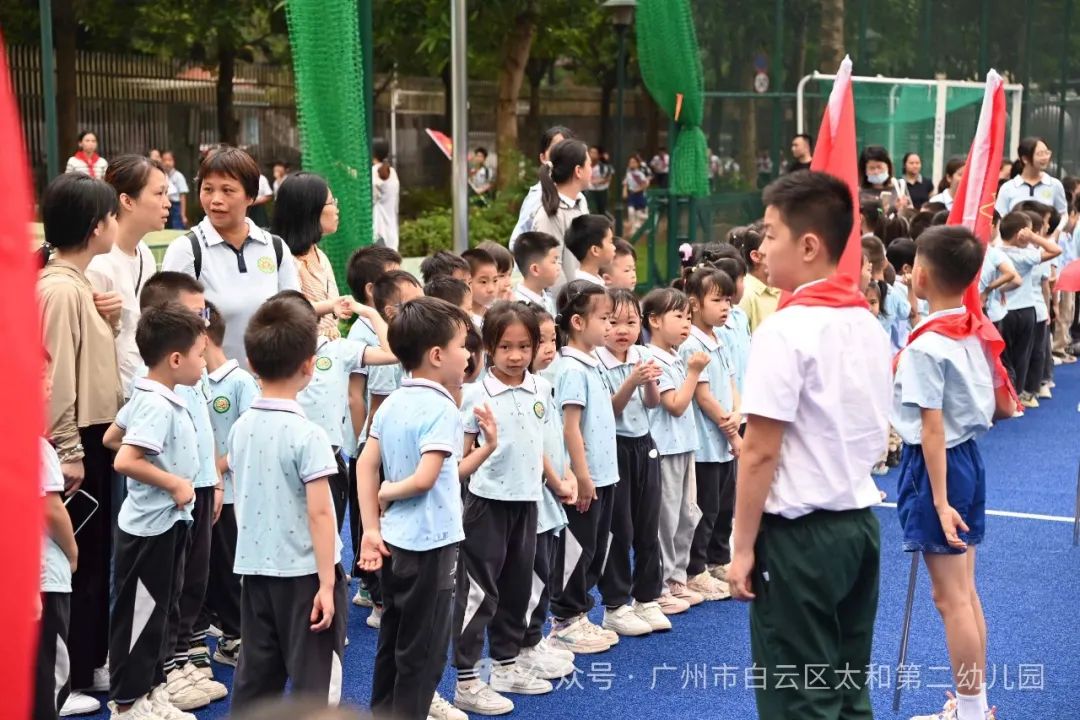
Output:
[
  {"xmin": 995, "ymin": 137, "xmax": 1069, "ymax": 225},
  {"xmin": 270, "ymin": 171, "xmax": 357, "ymax": 339}
]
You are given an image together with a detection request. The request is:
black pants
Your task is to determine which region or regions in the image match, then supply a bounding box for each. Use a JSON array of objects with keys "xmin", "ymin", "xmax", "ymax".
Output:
[
  {"xmin": 1041, "ymin": 319, "xmax": 1055, "ymax": 384},
  {"xmin": 688, "ymin": 460, "xmax": 736, "ymax": 576},
  {"xmin": 599, "ymin": 435, "xmax": 663, "ymax": 607},
  {"xmin": 999, "ymin": 307, "xmax": 1036, "ymax": 391},
  {"xmin": 109, "ymin": 522, "xmax": 188, "ymax": 703},
  {"xmin": 523, "ymin": 529, "xmax": 557, "ymax": 649},
  {"xmin": 453, "ymin": 495, "xmax": 537, "ymax": 678},
  {"xmin": 69, "ymin": 424, "xmax": 113, "ymax": 690},
  {"xmin": 329, "ymin": 449, "xmax": 349, "ymax": 533},
  {"xmin": 349, "ymin": 447, "xmax": 382, "ymax": 604},
  {"xmin": 550, "ymin": 484, "xmax": 616, "ymax": 621},
  {"xmin": 232, "ymin": 566, "xmax": 348, "ymax": 710},
  {"xmin": 1025, "ymin": 319, "xmax": 1049, "ymax": 394},
  {"xmin": 34, "ymin": 592, "xmax": 71, "ymax": 720},
  {"xmin": 371, "ymin": 544, "xmax": 458, "ymax": 720},
  {"xmin": 198, "ymin": 503, "xmax": 242, "ymax": 640},
  {"xmin": 173, "ymin": 486, "xmax": 214, "ymax": 666}
]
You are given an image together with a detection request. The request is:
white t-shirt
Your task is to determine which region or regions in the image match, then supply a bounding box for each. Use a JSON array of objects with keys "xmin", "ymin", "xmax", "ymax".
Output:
[
  {"xmin": 86, "ymin": 242, "xmax": 158, "ymax": 398},
  {"xmin": 167, "ymin": 169, "xmax": 189, "ymax": 203},
  {"xmin": 372, "ymin": 165, "xmax": 400, "ymax": 250}
]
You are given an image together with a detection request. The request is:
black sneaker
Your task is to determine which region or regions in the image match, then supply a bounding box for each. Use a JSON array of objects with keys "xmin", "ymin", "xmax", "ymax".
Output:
[{"xmin": 213, "ymin": 638, "xmax": 241, "ymax": 667}]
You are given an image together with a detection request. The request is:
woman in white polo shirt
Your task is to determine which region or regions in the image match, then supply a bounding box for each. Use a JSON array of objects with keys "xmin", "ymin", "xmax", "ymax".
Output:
[{"xmin": 162, "ymin": 146, "xmax": 301, "ymax": 368}]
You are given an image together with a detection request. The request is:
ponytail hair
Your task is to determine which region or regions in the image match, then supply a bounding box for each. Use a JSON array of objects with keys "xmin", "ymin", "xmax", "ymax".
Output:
[
  {"xmin": 373, "ymin": 138, "xmax": 392, "ymax": 181},
  {"xmin": 554, "ymin": 279, "xmax": 606, "ymax": 347},
  {"xmin": 539, "ymin": 139, "xmax": 589, "ymax": 217}
]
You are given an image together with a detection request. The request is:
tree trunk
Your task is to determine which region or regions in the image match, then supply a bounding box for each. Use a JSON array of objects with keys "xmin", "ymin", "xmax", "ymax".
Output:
[
  {"xmin": 53, "ymin": 0, "xmax": 77, "ymax": 163},
  {"xmin": 598, "ymin": 74, "xmax": 614, "ymax": 152},
  {"xmin": 819, "ymin": 0, "xmax": 845, "ymax": 72},
  {"xmin": 525, "ymin": 58, "xmax": 548, "ymax": 158},
  {"xmin": 494, "ymin": 6, "xmax": 537, "ymax": 192},
  {"xmin": 216, "ymin": 35, "xmax": 238, "ymax": 145}
]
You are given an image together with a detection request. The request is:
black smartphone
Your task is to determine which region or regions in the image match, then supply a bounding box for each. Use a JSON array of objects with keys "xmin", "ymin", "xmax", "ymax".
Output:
[{"xmin": 64, "ymin": 489, "xmax": 100, "ymax": 536}]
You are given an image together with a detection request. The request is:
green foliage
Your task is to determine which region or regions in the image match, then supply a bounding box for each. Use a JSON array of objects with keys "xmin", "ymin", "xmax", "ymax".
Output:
[{"xmin": 398, "ymin": 182, "xmax": 527, "ymax": 257}]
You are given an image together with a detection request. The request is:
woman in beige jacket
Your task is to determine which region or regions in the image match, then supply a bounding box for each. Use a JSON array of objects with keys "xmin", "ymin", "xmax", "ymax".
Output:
[{"xmin": 38, "ymin": 172, "xmax": 123, "ymax": 707}]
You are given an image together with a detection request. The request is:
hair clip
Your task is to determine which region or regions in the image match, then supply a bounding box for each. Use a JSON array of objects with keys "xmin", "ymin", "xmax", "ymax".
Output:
[{"xmin": 678, "ymin": 243, "xmax": 693, "ymax": 262}]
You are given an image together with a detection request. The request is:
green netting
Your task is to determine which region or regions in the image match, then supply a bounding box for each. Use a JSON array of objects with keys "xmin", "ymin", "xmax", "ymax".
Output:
[
  {"xmin": 285, "ymin": 0, "xmax": 371, "ymax": 288},
  {"xmin": 636, "ymin": 0, "xmax": 709, "ymax": 197}
]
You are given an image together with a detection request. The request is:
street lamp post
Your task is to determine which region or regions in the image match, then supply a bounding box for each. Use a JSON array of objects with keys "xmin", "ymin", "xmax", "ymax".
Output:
[{"xmin": 603, "ymin": 0, "xmax": 636, "ymax": 238}]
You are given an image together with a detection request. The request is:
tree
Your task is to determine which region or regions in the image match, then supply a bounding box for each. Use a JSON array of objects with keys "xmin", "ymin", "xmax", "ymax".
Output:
[{"xmin": 819, "ymin": 0, "xmax": 845, "ymax": 72}]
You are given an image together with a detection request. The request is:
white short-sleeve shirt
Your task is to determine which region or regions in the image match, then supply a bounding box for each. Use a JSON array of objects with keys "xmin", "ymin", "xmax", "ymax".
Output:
[
  {"xmin": 298, "ymin": 337, "xmax": 368, "ymax": 448},
  {"xmin": 596, "ymin": 345, "xmax": 653, "ymax": 438},
  {"xmin": 229, "ymin": 398, "xmax": 340, "ymax": 577},
  {"xmin": 40, "ymin": 439, "xmax": 72, "ymax": 593},
  {"xmin": 370, "ymin": 378, "xmax": 465, "ymax": 551},
  {"xmin": 548, "ymin": 347, "xmax": 619, "ymax": 487},
  {"xmin": 513, "ymin": 284, "xmax": 557, "ymax": 316},
  {"xmin": 679, "ymin": 326, "xmax": 735, "ymax": 463},
  {"xmin": 207, "ymin": 359, "xmax": 260, "ymax": 504},
  {"xmin": 645, "ymin": 345, "xmax": 699, "ymax": 456},
  {"xmin": 115, "ymin": 378, "xmax": 198, "ymax": 536},
  {"xmin": 741, "ymin": 298, "xmax": 892, "ymax": 519}
]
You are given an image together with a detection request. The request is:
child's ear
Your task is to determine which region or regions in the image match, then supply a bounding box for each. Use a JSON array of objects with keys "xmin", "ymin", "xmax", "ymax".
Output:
[
  {"xmin": 168, "ymin": 350, "xmax": 182, "ymax": 369},
  {"xmin": 301, "ymin": 356, "xmax": 316, "ymax": 377},
  {"xmin": 903, "ymin": 263, "xmax": 913, "ymax": 274},
  {"xmin": 428, "ymin": 344, "xmax": 443, "ymax": 368}
]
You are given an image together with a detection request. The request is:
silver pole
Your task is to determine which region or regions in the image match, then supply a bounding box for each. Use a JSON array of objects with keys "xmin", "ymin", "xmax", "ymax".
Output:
[
  {"xmin": 450, "ymin": 0, "xmax": 469, "ymax": 253},
  {"xmin": 893, "ymin": 553, "xmax": 920, "ymax": 712}
]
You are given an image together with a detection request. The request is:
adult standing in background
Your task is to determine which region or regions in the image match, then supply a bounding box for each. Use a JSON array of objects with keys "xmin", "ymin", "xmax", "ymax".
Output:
[
  {"xmin": 247, "ymin": 167, "xmax": 275, "ymax": 228},
  {"xmin": 372, "ymin": 139, "xmax": 400, "ymax": 250},
  {"xmin": 586, "ymin": 145, "xmax": 613, "ymax": 215},
  {"xmin": 898, "ymin": 152, "xmax": 935, "ymax": 209},
  {"xmin": 650, "ymin": 147, "xmax": 671, "ymax": 189},
  {"xmin": 161, "ymin": 150, "xmax": 189, "ymax": 229},
  {"xmin": 65, "ymin": 131, "xmax": 108, "ymax": 178},
  {"xmin": 858, "ymin": 145, "xmax": 910, "ymax": 210},
  {"xmin": 928, "ymin": 156, "xmax": 966, "ymax": 211},
  {"xmin": 531, "ymin": 138, "xmax": 592, "ymax": 290},
  {"xmin": 510, "ymin": 125, "xmax": 575, "ymax": 247},
  {"xmin": 996, "ymin": 137, "xmax": 1069, "ymax": 222},
  {"xmin": 787, "ymin": 134, "xmax": 813, "ymax": 173}
]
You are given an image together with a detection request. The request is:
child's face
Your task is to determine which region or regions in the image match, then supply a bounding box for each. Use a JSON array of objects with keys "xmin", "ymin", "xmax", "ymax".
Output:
[
  {"xmin": 866, "ymin": 288, "xmax": 881, "ymax": 315},
  {"xmin": 696, "ymin": 288, "xmax": 732, "ymax": 328},
  {"xmin": 572, "ymin": 294, "xmax": 612, "ymax": 348},
  {"xmin": 174, "ymin": 333, "xmax": 208, "ymax": 386},
  {"xmin": 650, "ymin": 306, "xmax": 691, "ymax": 348},
  {"xmin": 604, "ymin": 252, "xmax": 637, "ymax": 290},
  {"xmin": 593, "ymin": 229, "xmax": 616, "ymax": 267},
  {"xmin": 470, "ymin": 264, "xmax": 499, "ymax": 308},
  {"xmin": 490, "ymin": 320, "xmax": 534, "ymax": 379},
  {"xmin": 532, "ymin": 319, "xmax": 557, "ymax": 372},
  {"xmin": 383, "ymin": 282, "xmax": 423, "ymax": 321},
  {"xmin": 496, "ymin": 272, "xmax": 513, "ymax": 300},
  {"xmin": 436, "ymin": 323, "xmax": 471, "ymax": 389},
  {"xmin": 860, "ymin": 254, "xmax": 872, "ymax": 292},
  {"xmin": 606, "ymin": 302, "xmax": 642, "ymax": 355},
  {"xmin": 534, "ymin": 247, "xmax": 562, "ymax": 288}
]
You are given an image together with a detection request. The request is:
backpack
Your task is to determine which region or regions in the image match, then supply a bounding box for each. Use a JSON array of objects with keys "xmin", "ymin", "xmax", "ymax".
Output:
[{"xmin": 186, "ymin": 227, "xmax": 283, "ymax": 279}]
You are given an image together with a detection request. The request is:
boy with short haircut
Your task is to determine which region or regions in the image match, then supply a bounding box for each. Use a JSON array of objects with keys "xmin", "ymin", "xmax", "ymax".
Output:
[
  {"xmin": 462, "ymin": 248, "xmax": 499, "ymax": 327},
  {"xmin": 512, "ymin": 231, "xmax": 561, "ymax": 314},
  {"xmin": 477, "ymin": 241, "xmax": 515, "ymax": 300},
  {"xmin": 420, "ymin": 250, "xmax": 471, "ymax": 284},
  {"xmin": 357, "ymin": 297, "xmax": 473, "ymax": 720},
  {"xmin": 602, "ymin": 239, "xmax": 638, "ymax": 290},
  {"xmin": 425, "ymin": 276, "xmax": 473, "ymax": 313},
  {"xmin": 727, "ymin": 172, "xmax": 892, "ymax": 719},
  {"xmin": 104, "ymin": 305, "xmax": 207, "ymax": 720},
  {"xmin": 564, "ymin": 214, "xmax": 615, "ymax": 287},
  {"xmin": 894, "ymin": 226, "xmax": 1015, "ymax": 720},
  {"xmin": 228, "ymin": 297, "xmax": 345, "ymax": 709}
]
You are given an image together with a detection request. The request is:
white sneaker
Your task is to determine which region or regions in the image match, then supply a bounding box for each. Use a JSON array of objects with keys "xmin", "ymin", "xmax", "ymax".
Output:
[
  {"xmin": 707, "ymin": 563, "xmax": 731, "ymax": 581},
  {"xmin": 206, "ymin": 624, "xmax": 223, "ymax": 639},
  {"xmin": 107, "ymin": 696, "xmax": 160, "ymax": 720},
  {"xmin": 602, "ymin": 605, "xmax": 653, "ymax": 636},
  {"xmin": 453, "ymin": 679, "xmax": 515, "ymax": 715},
  {"xmin": 428, "ymin": 691, "xmax": 468, "ymax": 720},
  {"xmin": 536, "ymin": 635, "xmax": 575, "ymax": 663},
  {"xmin": 909, "ymin": 691, "xmax": 958, "ymax": 720},
  {"xmin": 656, "ymin": 590, "xmax": 691, "ymax": 615},
  {"xmin": 687, "ymin": 571, "xmax": 732, "ymax": 601},
  {"xmin": 89, "ymin": 664, "xmax": 110, "ymax": 692},
  {"xmin": 489, "ymin": 663, "xmax": 554, "ymax": 695},
  {"xmin": 1038, "ymin": 384, "xmax": 1053, "ymax": 399},
  {"xmin": 367, "ymin": 606, "xmax": 383, "ymax": 629},
  {"xmin": 632, "ymin": 600, "xmax": 673, "ymax": 632},
  {"xmin": 149, "ymin": 685, "xmax": 197, "ymax": 720},
  {"xmin": 353, "ymin": 587, "xmax": 373, "ymax": 607},
  {"xmin": 183, "ymin": 662, "xmax": 227, "ymax": 701},
  {"xmin": 581, "ymin": 616, "xmax": 619, "ymax": 645},
  {"xmin": 60, "ymin": 692, "xmax": 101, "ymax": 717},
  {"xmin": 549, "ymin": 615, "xmax": 612, "ymax": 654},
  {"xmin": 164, "ymin": 667, "xmax": 211, "ymax": 711},
  {"xmin": 516, "ymin": 643, "xmax": 575, "ymax": 679}
]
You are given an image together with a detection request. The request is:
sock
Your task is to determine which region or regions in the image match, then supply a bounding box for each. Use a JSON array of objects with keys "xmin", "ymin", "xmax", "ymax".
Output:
[
  {"xmin": 978, "ymin": 685, "xmax": 988, "ymax": 712},
  {"xmin": 956, "ymin": 691, "xmax": 983, "ymax": 720}
]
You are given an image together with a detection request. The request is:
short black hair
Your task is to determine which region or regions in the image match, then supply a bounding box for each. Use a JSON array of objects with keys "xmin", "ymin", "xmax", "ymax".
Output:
[
  {"xmin": 244, "ymin": 296, "xmax": 318, "ymax": 380},
  {"xmin": 1023, "ymin": 209, "xmax": 1046, "ymax": 233},
  {"xmin": 140, "ymin": 271, "xmax": 205, "ymax": 310},
  {"xmin": 909, "ymin": 211, "xmax": 935, "ymax": 240},
  {"xmin": 512, "ymin": 232, "xmax": 561, "ymax": 275},
  {"xmin": 886, "ymin": 237, "xmax": 917, "ymax": 274},
  {"xmin": 474, "ymin": 147, "xmax": 488, "ymax": 158},
  {"xmin": 861, "ymin": 235, "xmax": 887, "ymax": 271},
  {"xmin": 999, "ymin": 210, "xmax": 1032, "ymax": 241},
  {"xmin": 42, "ymin": 173, "xmax": 118, "ymax": 251},
  {"xmin": 373, "ymin": 270, "xmax": 422, "ymax": 320},
  {"xmin": 1015, "ymin": 199, "xmax": 1057, "ymax": 232},
  {"xmin": 388, "ymin": 296, "xmax": 471, "ymax": 372},
  {"xmin": 461, "ymin": 248, "xmax": 497, "ymax": 276},
  {"xmin": 564, "ymin": 214, "xmax": 614, "ymax": 262},
  {"xmin": 420, "ymin": 250, "xmax": 470, "ymax": 284},
  {"xmin": 641, "ymin": 288, "xmax": 690, "ymax": 331},
  {"xmin": 793, "ymin": 133, "xmax": 813, "ymax": 145},
  {"xmin": 915, "ymin": 226, "xmax": 984, "ymax": 294},
  {"xmin": 136, "ymin": 303, "xmax": 206, "ymax": 368},
  {"xmin": 921, "ymin": 201, "xmax": 948, "ymax": 215},
  {"xmin": 613, "ymin": 238, "xmax": 636, "ymax": 260},
  {"xmin": 762, "ymin": 171, "xmax": 853, "ymax": 264},
  {"xmin": 206, "ymin": 300, "xmax": 226, "ymax": 347},
  {"xmin": 347, "ymin": 246, "xmax": 402, "ymax": 304},
  {"xmin": 424, "ymin": 276, "xmax": 470, "ymax": 306},
  {"xmin": 476, "ymin": 241, "xmax": 514, "ymax": 274},
  {"xmin": 199, "ymin": 145, "xmax": 261, "ymax": 199},
  {"xmin": 482, "ymin": 301, "xmax": 541, "ymax": 357},
  {"xmin": 607, "ymin": 287, "xmax": 641, "ymax": 320},
  {"xmin": 673, "ymin": 267, "xmax": 735, "ymax": 301},
  {"xmin": 930, "ymin": 210, "xmax": 950, "ymax": 226}
]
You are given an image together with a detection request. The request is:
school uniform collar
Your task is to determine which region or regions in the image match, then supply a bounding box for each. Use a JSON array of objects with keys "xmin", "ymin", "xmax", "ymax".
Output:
[
  {"xmin": 690, "ymin": 324, "xmax": 720, "ymax": 350},
  {"xmin": 1009, "ymin": 173, "xmax": 1051, "ymax": 190},
  {"xmin": 792, "ymin": 278, "xmax": 829, "ymax": 295},
  {"xmin": 595, "ymin": 344, "xmax": 642, "ymax": 369},
  {"xmin": 401, "ymin": 377, "xmax": 456, "ymax": 403},
  {"xmin": 197, "ymin": 216, "xmax": 272, "ymax": 248},
  {"xmin": 251, "ymin": 397, "xmax": 307, "ymax": 416},
  {"xmin": 559, "ymin": 346, "xmax": 600, "ymax": 367},
  {"xmin": 514, "ymin": 284, "xmax": 548, "ymax": 306},
  {"xmin": 207, "ymin": 358, "xmax": 240, "ymax": 383},
  {"xmin": 316, "ymin": 336, "xmax": 332, "ymax": 352},
  {"xmin": 647, "ymin": 344, "xmax": 680, "ymax": 366},
  {"xmin": 132, "ymin": 377, "xmax": 188, "ymax": 409},
  {"xmin": 911, "ymin": 305, "xmax": 965, "ymax": 333},
  {"xmin": 745, "ymin": 272, "xmax": 781, "ymax": 298},
  {"xmin": 483, "ymin": 371, "xmax": 538, "ymax": 396},
  {"xmin": 575, "ymin": 270, "xmax": 606, "ymax": 287},
  {"xmin": 558, "ymin": 191, "xmax": 588, "ymax": 211}
]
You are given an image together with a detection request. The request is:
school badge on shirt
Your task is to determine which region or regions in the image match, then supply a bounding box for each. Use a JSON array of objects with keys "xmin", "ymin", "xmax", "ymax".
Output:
[
  {"xmin": 256, "ymin": 256, "xmax": 275, "ymax": 274},
  {"xmin": 533, "ymin": 401, "xmax": 545, "ymax": 419},
  {"xmin": 212, "ymin": 396, "xmax": 231, "ymax": 414},
  {"xmin": 315, "ymin": 356, "xmax": 333, "ymax": 371}
]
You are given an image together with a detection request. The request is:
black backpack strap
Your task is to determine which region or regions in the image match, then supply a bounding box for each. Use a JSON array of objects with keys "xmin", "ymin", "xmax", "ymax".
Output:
[
  {"xmin": 271, "ymin": 234, "xmax": 284, "ymax": 268},
  {"xmin": 186, "ymin": 230, "xmax": 202, "ymax": 279}
]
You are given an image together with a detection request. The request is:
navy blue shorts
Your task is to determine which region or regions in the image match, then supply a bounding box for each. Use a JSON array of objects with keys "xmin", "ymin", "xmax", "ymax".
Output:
[{"xmin": 896, "ymin": 438, "xmax": 986, "ymax": 554}]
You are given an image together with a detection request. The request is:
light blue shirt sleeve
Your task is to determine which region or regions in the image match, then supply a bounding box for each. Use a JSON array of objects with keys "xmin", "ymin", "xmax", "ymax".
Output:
[
  {"xmin": 460, "ymin": 384, "xmax": 480, "ymax": 435},
  {"xmin": 556, "ymin": 365, "xmax": 589, "ymax": 407},
  {"xmin": 418, "ymin": 403, "xmax": 461, "ymax": 457},
  {"xmin": 123, "ymin": 396, "xmax": 171, "ymax": 455},
  {"xmin": 297, "ymin": 426, "xmax": 338, "ymax": 483},
  {"xmin": 898, "ymin": 346, "xmax": 945, "ymax": 410}
]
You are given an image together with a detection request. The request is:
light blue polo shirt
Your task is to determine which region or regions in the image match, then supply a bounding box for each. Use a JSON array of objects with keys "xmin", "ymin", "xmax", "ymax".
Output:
[
  {"xmin": 680, "ymin": 326, "xmax": 735, "ymax": 463},
  {"xmin": 595, "ymin": 344, "xmax": 653, "ymax": 438},
  {"xmin": 461, "ymin": 372, "xmax": 547, "ymax": 502},
  {"xmin": 207, "ymin": 359, "xmax": 260, "ymax": 504},
  {"xmin": 115, "ymin": 378, "xmax": 197, "ymax": 537},
  {"xmin": 716, "ymin": 305, "xmax": 751, "ymax": 395},
  {"xmin": 548, "ymin": 347, "xmax": 619, "ymax": 488},
  {"xmin": 1001, "ymin": 246, "xmax": 1043, "ymax": 311},
  {"xmin": 537, "ymin": 385, "xmax": 568, "ymax": 535},
  {"xmin": 978, "ymin": 246, "xmax": 1010, "ymax": 324},
  {"xmin": 40, "ymin": 439, "xmax": 72, "ymax": 593},
  {"xmin": 892, "ymin": 308, "xmax": 995, "ymax": 447},
  {"xmin": 175, "ymin": 372, "xmax": 219, "ymax": 489},
  {"xmin": 881, "ymin": 283, "xmax": 912, "ymax": 351},
  {"xmin": 513, "ymin": 284, "xmax": 557, "ymax": 316},
  {"xmin": 995, "ymin": 173, "xmax": 1068, "ymax": 217},
  {"xmin": 230, "ymin": 398, "xmax": 340, "ymax": 577},
  {"xmin": 370, "ymin": 378, "xmax": 464, "ymax": 551},
  {"xmin": 345, "ymin": 316, "xmax": 379, "ymax": 453},
  {"xmin": 1033, "ymin": 261, "xmax": 1051, "ymax": 322},
  {"xmin": 646, "ymin": 345, "xmax": 699, "ymax": 456},
  {"xmin": 890, "ymin": 280, "xmax": 916, "ymax": 348},
  {"xmin": 298, "ymin": 336, "xmax": 369, "ymax": 449}
]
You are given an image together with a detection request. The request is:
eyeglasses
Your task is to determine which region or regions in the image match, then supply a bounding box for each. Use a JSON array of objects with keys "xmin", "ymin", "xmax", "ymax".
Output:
[{"xmin": 325, "ymin": 197, "xmax": 339, "ymax": 207}]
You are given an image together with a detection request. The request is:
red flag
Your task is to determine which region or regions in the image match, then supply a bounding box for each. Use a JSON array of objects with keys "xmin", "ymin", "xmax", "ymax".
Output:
[
  {"xmin": 425, "ymin": 128, "xmax": 453, "ymax": 161},
  {"xmin": 0, "ymin": 32, "xmax": 44, "ymax": 720}
]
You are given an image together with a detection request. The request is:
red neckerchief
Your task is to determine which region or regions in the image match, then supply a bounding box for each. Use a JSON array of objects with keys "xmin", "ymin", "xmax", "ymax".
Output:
[
  {"xmin": 74, "ymin": 150, "xmax": 101, "ymax": 178},
  {"xmin": 777, "ymin": 274, "xmax": 870, "ymax": 311}
]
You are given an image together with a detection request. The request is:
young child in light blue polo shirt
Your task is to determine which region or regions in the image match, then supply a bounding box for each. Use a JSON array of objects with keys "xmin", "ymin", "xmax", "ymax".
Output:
[
  {"xmin": 227, "ymin": 295, "xmax": 344, "ymax": 711},
  {"xmin": 102, "ymin": 304, "xmax": 205, "ymax": 719},
  {"xmin": 355, "ymin": 296, "xmax": 474, "ymax": 720}
]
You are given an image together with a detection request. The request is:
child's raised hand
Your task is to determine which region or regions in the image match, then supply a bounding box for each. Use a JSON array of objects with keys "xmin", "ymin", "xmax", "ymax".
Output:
[
  {"xmin": 309, "ymin": 584, "xmax": 335, "ymax": 632},
  {"xmin": 358, "ymin": 529, "xmax": 391, "ymax": 572},
  {"xmin": 937, "ymin": 505, "xmax": 970, "ymax": 550},
  {"xmin": 628, "ymin": 361, "xmax": 657, "ymax": 387},
  {"xmin": 687, "ymin": 351, "xmax": 711, "ymax": 372},
  {"xmin": 473, "ymin": 404, "xmax": 499, "ymax": 447},
  {"xmin": 332, "ymin": 295, "xmax": 356, "ymax": 319}
]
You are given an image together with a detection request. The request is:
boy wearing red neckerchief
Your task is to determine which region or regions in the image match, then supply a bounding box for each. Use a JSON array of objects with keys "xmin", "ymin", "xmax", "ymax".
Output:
[{"xmin": 728, "ymin": 171, "xmax": 892, "ymax": 719}]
